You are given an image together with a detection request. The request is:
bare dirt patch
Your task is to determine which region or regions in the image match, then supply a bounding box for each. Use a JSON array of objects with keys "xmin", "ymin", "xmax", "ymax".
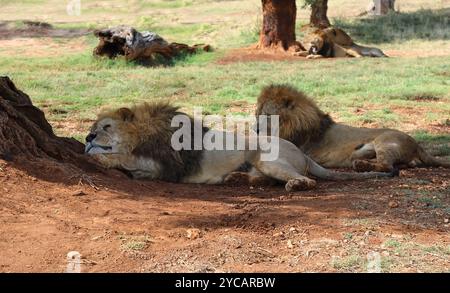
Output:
[
  {"xmin": 217, "ymin": 47, "xmax": 450, "ymax": 65},
  {"xmin": 0, "ymin": 21, "xmax": 90, "ymax": 40},
  {"xmin": 0, "ymin": 160, "xmax": 448, "ymax": 273},
  {"xmin": 0, "ymin": 21, "xmax": 90, "ymax": 57},
  {"xmin": 0, "ymin": 37, "xmax": 88, "ymax": 57},
  {"xmin": 217, "ymin": 48, "xmax": 309, "ymax": 65}
]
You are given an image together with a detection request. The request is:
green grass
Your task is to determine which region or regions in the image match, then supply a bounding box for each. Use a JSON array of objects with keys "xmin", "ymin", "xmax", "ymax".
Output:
[
  {"xmin": 2, "ymin": 45, "xmax": 449, "ymax": 142},
  {"xmin": 4, "ymin": 53, "xmax": 449, "ymax": 114},
  {"xmin": 331, "ymin": 255, "xmax": 365, "ymax": 272},
  {"xmin": 0, "ymin": 2, "xmax": 449, "ymax": 144},
  {"xmin": 334, "ymin": 8, "xmax": 450, "ymax": 44},
  {"xmin": 119, "ymin": 235, "xmax": 152, "ymax": 252}
]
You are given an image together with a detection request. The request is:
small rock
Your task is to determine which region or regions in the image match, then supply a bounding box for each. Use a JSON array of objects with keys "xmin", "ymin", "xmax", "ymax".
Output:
[
  {"xmin": 272, "ymin": 231, "xmax": 284, "ymax": 238},
  {"xmin": 306, "ymin": 250, "xmax": 318, "ymax": 257},
  {"xmin": 71, "ymin": 190, "xmax": 87, "ymax": 196},
  {"xmin": 388, "ymin": 201, "xmax": 399, "ymax": 208},
  {"xmin": 289, "ymin": 227, "xmax": 297, "ymax": 233},
  {"xmin": 91, "ymin": 236, "xmax": 102, "ymax": 241},
  {"xmin": 287, "ymin": 240, "xmax": 294, "ymax": 249},
  {"xmin": 444, "ymin": 219, "xmax": 449, "ymax": 224},
  {"xmin": 186, "ymin": 228, "xmax": 202, "ymax": 240}
]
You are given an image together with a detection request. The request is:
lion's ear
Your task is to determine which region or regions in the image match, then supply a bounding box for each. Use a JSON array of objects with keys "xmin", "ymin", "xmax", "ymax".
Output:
[{"xmin": 118, "ymin": 108, "xmax": 135, "ymax": 122}]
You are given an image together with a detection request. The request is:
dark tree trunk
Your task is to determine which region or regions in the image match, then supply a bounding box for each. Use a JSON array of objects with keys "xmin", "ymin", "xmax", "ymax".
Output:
[
  {"xmin": 310, "ymin": 0, "xmax": 331, "ymax": 28},
  {"xmin": 0, "ymin": 76, "xmax": 101, "ymax": 173},
  {"xmin": 258, "ymin": 0, "xmax": 299, "ymax": 51}
]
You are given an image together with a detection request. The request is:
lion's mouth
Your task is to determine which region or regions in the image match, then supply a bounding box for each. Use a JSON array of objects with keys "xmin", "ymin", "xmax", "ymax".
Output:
[
  {"xmin": 85, "ymin": 142, "xmax": 113, "ymax": 154},
  {"xmin": 309, "ymin": 46, "xmax": 318, "ymax": 54}
]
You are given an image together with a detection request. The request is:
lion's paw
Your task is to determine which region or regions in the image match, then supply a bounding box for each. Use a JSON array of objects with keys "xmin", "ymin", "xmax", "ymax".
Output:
[
  {"xmin": 352, "ymin": 160, "xmax": 375, "ymax": 172},
  {"xmin": 285, "ymin": 178, "xmax": 316, "ymax": 192}
]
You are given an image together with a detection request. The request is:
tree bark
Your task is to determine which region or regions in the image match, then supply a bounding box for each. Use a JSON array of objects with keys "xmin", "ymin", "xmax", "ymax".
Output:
[
  {"xmin": 258, "ymin": 0, "xmax": 299, "ymax": 51},
  {"xmin": 0, "ymin": 76, "xmax": 101, "ymax": 173},
  {"xmin": 310, "ymin": 0, "xmax": 331, "ymax": 28}
]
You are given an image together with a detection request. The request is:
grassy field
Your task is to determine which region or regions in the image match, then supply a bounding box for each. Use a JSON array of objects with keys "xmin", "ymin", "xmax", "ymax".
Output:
[{"xmin": 0, "ymin": 0, "xmax": 449, "ymax": 147}]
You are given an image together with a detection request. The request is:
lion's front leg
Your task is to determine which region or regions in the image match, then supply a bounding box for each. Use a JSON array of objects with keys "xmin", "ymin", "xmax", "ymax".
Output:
[
  {"xmin": 293, "ymin": 50, "xmax": 309, "ymax": 57},
  {"xmin": 90, "ymin": 153, "xmax": 124, "ymax": 169},
  {"xmin": 306, "ymin": 54, "xmax": 323, "ymax": 59},
  {"xmin": 285, "ymin": 177, "xmax": 317, "ymax": 192}
]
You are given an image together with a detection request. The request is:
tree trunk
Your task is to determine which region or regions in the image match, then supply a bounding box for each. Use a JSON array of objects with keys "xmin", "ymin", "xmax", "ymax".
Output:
[
  {"xmin": 258, "ymin": 0, "xmax": 299, "ymax": 51},
  {"xmin": 310, "ymin": 0, "xmax": 331, "ymax": 28},
  {"xmin": 0, "ymin": 76, "xmax": 101, "ymax": 174},
  {"xmin": 367, "ymin": 0, "xmax": 396, "ymax": 15}
]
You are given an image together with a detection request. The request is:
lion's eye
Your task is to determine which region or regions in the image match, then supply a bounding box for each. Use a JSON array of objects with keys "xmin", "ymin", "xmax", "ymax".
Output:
[{"xmin": 103, "ymin": 125, "xmax": 111, "ymax": 131}]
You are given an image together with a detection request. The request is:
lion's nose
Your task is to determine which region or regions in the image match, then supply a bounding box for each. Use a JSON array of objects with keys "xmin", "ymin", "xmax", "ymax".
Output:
[{"xmin": 85, "ymin": 133, "xmax": 97, "ymax": 143}]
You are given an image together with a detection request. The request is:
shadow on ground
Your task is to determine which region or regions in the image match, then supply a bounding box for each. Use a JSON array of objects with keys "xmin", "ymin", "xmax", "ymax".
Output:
[{"xmin": 334, "ymin": 8, "xmax": 450, "ymax": 44}]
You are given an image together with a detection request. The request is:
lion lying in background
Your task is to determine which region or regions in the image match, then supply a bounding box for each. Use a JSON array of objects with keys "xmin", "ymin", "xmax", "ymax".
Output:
[
  {"xmin": 300, "ymin": 27, "xmax": 387, "ymax": 58},
  {"xmin": 85, "ymin": 102, "xmax": 394, "ymax": 192},
  {"xmin": 255, "ymin": 84, "xmax": 450, "ymax": 172}
]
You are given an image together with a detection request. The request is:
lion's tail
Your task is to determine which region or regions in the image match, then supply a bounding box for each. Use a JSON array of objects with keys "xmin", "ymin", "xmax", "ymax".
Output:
[
  {"xmin": 417, "ymin": 146, "xmax": 450, "ymax": 168},
  {"xmin": 305, "ymin": 156, "xmax": 396, "ymax": 181}
]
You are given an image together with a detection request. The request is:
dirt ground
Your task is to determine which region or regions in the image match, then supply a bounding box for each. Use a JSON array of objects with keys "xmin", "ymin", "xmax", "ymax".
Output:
[
  {"xmin": 0, "ymin": 157, "xmax": 448, "ymax": 273},
  {"xmin": 217, "ymin": 47, "xmax": 450, "ymax": 64}
]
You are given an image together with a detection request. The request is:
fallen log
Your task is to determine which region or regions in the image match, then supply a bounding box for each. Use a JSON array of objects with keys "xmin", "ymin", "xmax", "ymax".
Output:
[{"xmin": 93, "ymin": 26, "xmax": 211, "ymax": 62}]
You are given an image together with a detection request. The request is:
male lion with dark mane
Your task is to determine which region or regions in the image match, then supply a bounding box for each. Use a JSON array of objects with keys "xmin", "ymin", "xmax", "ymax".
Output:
[
  {"xmin": 85, "ymin": 102, "xmax": 394, "ymax": 192},
  {"xmin": 302, "ymin": 27, "xmax": 387, "ymax": 58},
  {"xmin": 255, "ymin": 85, "xmax": 450, "ymax": 172}
]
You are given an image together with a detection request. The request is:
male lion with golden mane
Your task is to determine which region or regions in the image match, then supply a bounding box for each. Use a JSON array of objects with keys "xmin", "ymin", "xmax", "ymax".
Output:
[
  {"xmin": 255, "ymin": 85, "xmax": 450, "ymax": 172},
  {"xmin": 302, "ymin": 27, "xmax": 387, "ymax": 58},
  {"xmin": 85, "ymin": 102, "xmax": 394, "ymax": 192}
]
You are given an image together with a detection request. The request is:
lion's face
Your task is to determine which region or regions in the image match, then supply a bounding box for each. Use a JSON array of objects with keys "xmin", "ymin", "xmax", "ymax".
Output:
[
  {"xmin": 308, "ymin": 37, "xmax": 324, "ymax": 55},
  {"xmin": 85, "ymin": 109, "xmax": 139, "ymax": 156},
  {"xmin": 256, "ymin": 85, "xmax": 333, "ymax": 143},
  {"xmin": 255, "ymin": 86, "xmax": 304, "ymax": 138}
]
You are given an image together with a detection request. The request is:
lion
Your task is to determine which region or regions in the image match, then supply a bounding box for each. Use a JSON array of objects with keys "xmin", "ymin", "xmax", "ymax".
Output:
[
  {"xmin": 84, "ymin": 102, "xmax": 395, "ymax": 192},
  {"xmin": 255, "ymin": 84, "xmax": 450, "ymax": 173},
  {"xmin": 303, "ymin": 27, "xmax": 387, "ymax": 59}
]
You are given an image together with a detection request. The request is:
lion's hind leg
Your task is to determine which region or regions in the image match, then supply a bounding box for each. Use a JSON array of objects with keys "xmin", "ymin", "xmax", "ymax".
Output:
[
  {"xmin": 353, "ymin": 140, "xmax": 403, "ymax": 173},
  {"xmin": 351, "ymin": 143, "xmax": 378, "ymax": 172}
]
